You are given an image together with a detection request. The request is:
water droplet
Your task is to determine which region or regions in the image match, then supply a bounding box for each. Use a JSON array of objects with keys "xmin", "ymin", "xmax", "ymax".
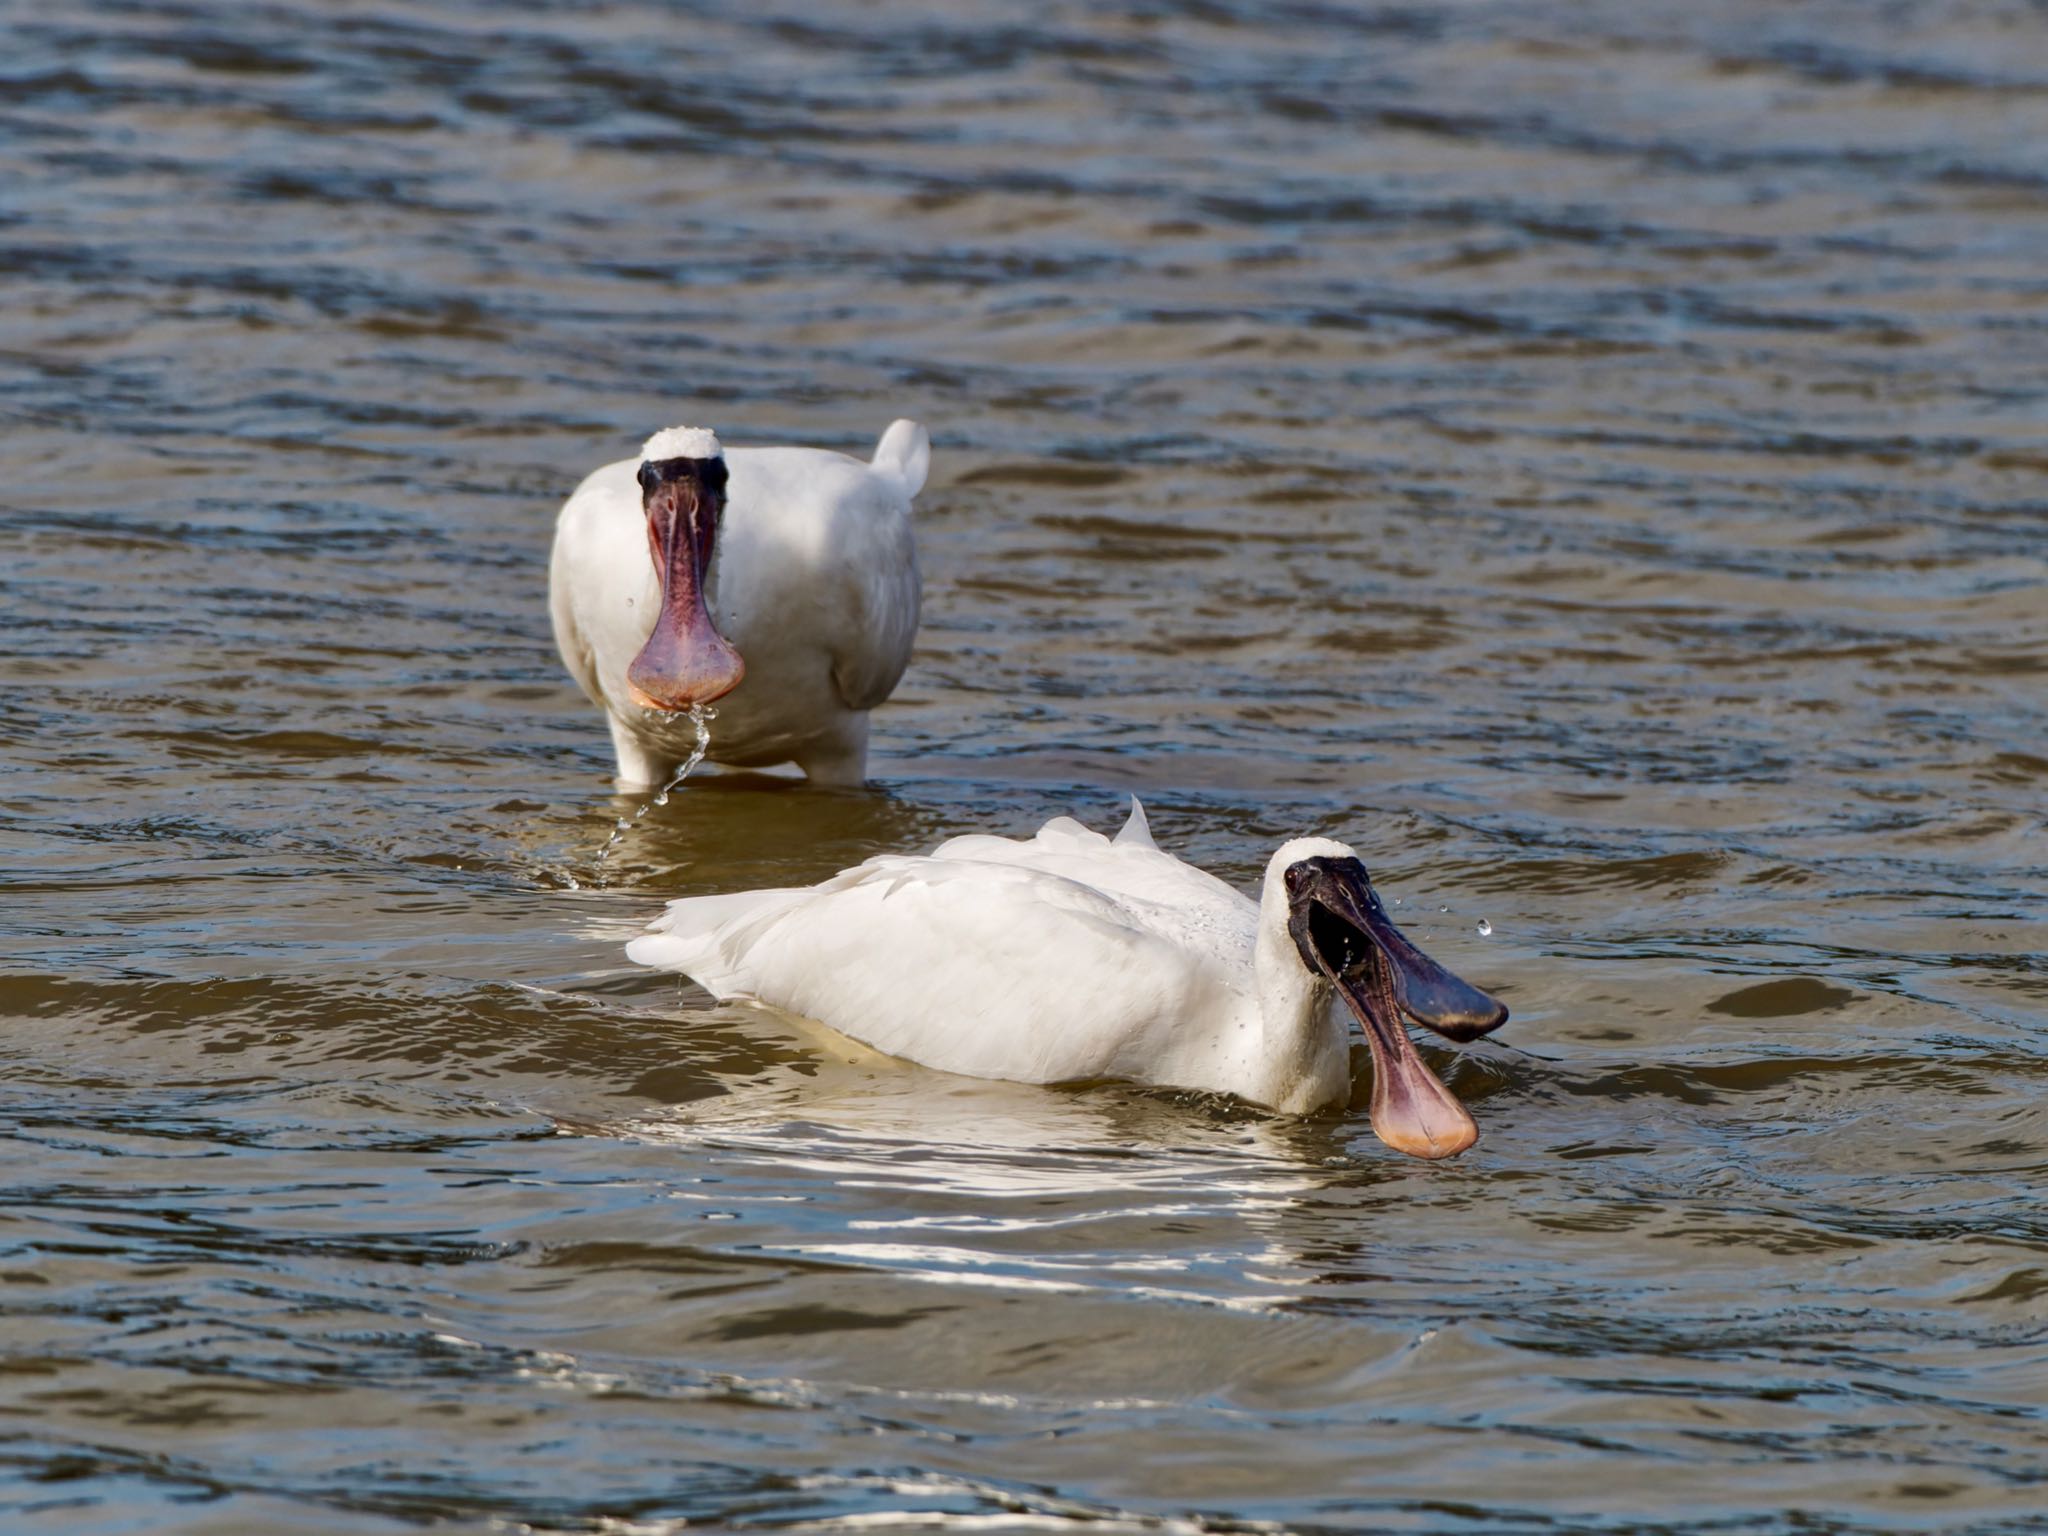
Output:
[{"xmin": 1477, "ymin": 919, "xmax": 1492, "ymax": 937}]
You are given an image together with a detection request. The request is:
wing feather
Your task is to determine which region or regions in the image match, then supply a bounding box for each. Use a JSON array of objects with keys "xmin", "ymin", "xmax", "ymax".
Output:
[{"xmin": 630, "ymin": 854, "xmax": 1216, "ymax": 1085}]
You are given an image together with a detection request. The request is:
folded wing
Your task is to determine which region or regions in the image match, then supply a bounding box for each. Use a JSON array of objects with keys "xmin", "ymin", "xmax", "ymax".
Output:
[{"xmin": 628, "ymin": 847, "xmax": 1225, "ymax": 1086}]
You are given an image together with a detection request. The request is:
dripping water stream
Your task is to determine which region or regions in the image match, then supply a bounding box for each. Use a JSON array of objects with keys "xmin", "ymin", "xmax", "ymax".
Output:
[{"xmin": 588, "ymin": 703, "xmax": 715, "ymax": 886}]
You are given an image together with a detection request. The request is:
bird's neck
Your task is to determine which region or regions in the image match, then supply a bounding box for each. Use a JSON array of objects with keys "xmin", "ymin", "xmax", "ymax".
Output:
[{"xmin": 1250, "ymin": 878, "xmax": 1351, "ymax": 1113}]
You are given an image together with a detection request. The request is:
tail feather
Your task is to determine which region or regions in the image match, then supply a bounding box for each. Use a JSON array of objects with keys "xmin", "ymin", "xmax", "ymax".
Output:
[
  {"xmin": 627, "ymin": 885, "xmax": 810, "ymax": 991},
  {"xmin": 871, "ymin": 418, "xmax": 930, "ymax": 498}
]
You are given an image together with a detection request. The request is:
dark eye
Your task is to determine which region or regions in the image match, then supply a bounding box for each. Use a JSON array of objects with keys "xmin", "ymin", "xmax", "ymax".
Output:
[
  {"xmin": 1284, "ymin": 865, "xmax": 1305, "ymax": 894},
  {"xmin": 637, "ymin": 462, "xmax": 658, "ymax": 490}
]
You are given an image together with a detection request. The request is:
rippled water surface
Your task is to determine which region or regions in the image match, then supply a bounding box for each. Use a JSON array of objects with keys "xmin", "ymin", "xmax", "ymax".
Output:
[{"xmin": 4, "ymin": 1, "xmax": 2047, "ymax": 1531}]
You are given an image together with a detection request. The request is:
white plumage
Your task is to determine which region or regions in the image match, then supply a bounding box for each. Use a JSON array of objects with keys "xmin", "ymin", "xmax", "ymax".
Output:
[
  {"xmin": 628, "ymin": 801, "xmax": 1508, "ymax": 1158},
  {"xmin": 549, "ymin": 419, "xmax": 928, "ymax": 786},
  {"xmin": 639, "ymin": 425, "xmax": 721, "ymax": 461}
]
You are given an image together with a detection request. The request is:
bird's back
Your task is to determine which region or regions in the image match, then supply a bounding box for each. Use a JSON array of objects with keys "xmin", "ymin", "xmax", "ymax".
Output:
[
  {"xmin": 628, "ymin": 803, "xmax": 1257, "ymax": 1087},
  {"xmin": 923, "ymin": 801, "xmax": 1259, "ymax": 957}
]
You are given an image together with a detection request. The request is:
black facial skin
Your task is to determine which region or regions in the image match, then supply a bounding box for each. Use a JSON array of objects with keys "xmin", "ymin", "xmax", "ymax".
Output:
[
  {"xmin": 637, "ymin": 454, "xmax": 729, "ymax": 585},
  {"xmin": 1283, "ymin": 856, "xmax": 1508, "ymax": 1040},
  {"xmin": 638, "ymin": 456, "xmax": 729, "ymax": 495}
]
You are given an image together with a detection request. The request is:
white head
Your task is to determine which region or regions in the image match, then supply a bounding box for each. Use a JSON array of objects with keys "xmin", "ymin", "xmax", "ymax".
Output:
[
  {"xmin": 640, "ymin": 425, "xmax": 722, "ymax": 462},
  {"xmin": 1258, "ymin": 835, "xmax": 1507, "ymax": 1159}
]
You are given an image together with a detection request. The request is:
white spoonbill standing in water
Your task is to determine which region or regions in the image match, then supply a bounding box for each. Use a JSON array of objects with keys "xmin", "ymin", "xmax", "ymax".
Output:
[
  {"xmin": 628, "ymin": 801, "xmax": 1510, "ymax": 1159},
  {"xmin": 549, "ymin": 420, "xmax": 928, "ymax": 786}
]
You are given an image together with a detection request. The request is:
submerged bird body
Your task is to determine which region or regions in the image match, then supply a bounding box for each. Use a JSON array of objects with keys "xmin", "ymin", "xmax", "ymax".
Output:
[
  {"xmin": 628, "ymin": 803, "xmax": 1510, "ymax": 1157},
  {"xmin": 550, "ymin": 420, "xmax": 927, "ymax": 786}
]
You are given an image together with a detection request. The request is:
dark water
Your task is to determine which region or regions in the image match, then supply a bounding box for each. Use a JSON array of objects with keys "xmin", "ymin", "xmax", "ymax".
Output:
[{"xmin": 4, "ymin": 1, "xmax": 2046, "ymax": 1530}]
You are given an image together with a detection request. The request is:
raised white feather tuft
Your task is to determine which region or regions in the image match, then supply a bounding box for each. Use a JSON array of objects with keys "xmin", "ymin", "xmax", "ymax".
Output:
[
  {"xmin": 1114, "ymin": 796, "xmax": 1156, "ymax": 849},
  {"xmin": 640, "ymin": 425, "xmax": 722, "ymax": 462}
]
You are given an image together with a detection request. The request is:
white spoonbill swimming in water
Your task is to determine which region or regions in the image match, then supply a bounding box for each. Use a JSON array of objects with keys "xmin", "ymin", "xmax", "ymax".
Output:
[
  {"xmin": 626, "ymin": 801, "xmax": 1509, "ymax": 1159},
  {"xmin": 548, "ymin": 420, "xmax": 928, "ymax": 787}
]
